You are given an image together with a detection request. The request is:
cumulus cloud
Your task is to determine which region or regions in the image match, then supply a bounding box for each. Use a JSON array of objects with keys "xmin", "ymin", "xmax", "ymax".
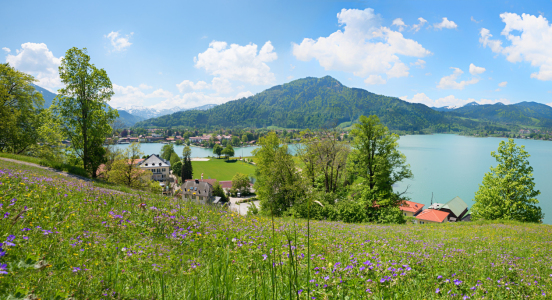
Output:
[
  {"xmin": 292, "ymin": 8, "xmax": 431, "ymax": 85},
  {"xmin": 437, "ymin": 67, "xmax": 479, "ymax": 89},
  {"xmin": 469, "ymin": 63, "xmax": 486, "ymax": 75},
  {"xmin": 434, "ymin": 17, "xmax": 458, "ymax": 30},
  {"xmin": 411, "ymin": 17, "xmax": 428, "ymax": 32},
  {"xmin": 2, "ymin": 47, "xmax": 10, "ymax": 53},
  {"xmin": 547, "ymin": 102, "xmax": 552, "ymax": 107},
  {"xmin": 364, "ymin": 75, "xmax": 386, "ymax": 85},
  {"xmin": 411, "ymin": 59, "xmax": 426, "ymax": 69},
  {"xmin": 498, "ymin": 81, "xmax": 507, "ymax": 87},
  {"xmin": 400, "ymin": 93, "xmax": 509, "ymax": 108},
  {"xmin": 194, "ymin": 40, "xmax": 277, "ymax": 85},
  {"xmin": 105, "ymin": 31, "xmax": 134, "ymax": 52},
  {"xmin": 176, "ymin": 77, "xmax": 233, "ymax": 94},
  {"xmin": 6, "ymin": 42, "xmax": 62, "ymax": 91},
  {"xmin": 480, "ymin": 13, "xmax": 552, "ymax": 81},
  {"xmin": 392, "ymin": 18, "xmax": 406, "ymax": 31}
]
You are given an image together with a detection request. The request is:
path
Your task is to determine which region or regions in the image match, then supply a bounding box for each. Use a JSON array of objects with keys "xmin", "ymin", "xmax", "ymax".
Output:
[{"xmin": 228, "ymin": 195, "xmax": 260, "ymax": 216}]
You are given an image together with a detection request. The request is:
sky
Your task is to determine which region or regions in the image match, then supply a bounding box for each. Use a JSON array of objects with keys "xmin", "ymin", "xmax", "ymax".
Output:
[{"xmin": 2, "ymin": 0, "xmax": 552, "ymax": 110}]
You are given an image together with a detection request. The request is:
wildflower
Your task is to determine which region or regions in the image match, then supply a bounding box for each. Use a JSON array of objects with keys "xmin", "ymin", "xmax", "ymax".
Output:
[
  {"xmin": 0, "ymin": 263, "xmax": 7, "ymax": 274},
  {"xmin": 297, "ymin": 289, "xmax": 303, "ymax": 295},
  {"xmin": 72, "ymin": 267, "xmax": 81, "ymax": 272},
  {"xmin": 262, "ymin": 254, "xmax": 267, "ymax": 260},
  {"xmin": 3, "ymin": 212, "xmax": 9, "ymax": 218},
  {"xmin": 436, "ymin": 288, "xmax": 440, "ymax": 293},
  {"xmin": 437, "ymin": 275, "xmax": 443, "ymax": 279}
]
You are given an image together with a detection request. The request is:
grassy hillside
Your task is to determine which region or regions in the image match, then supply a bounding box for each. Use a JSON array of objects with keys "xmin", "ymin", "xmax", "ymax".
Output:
[
  {"xmin": 192, "ymin": 158, "xmax": 256, "ymax": 181},
  {"xmin": 451, "ymin": 102, "xmax": 552, "ymax": 127},
  {"xmin": 1, "ymin": 160, "xmax": 551, "ymax": 299}
]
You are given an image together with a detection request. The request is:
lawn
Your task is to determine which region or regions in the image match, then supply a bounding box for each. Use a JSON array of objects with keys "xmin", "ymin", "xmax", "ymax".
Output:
[
  {"xmin": 192, "ymin": 158, "xmax": 256, "ymax": 181},
  {"xmin": 1, "ymin": 160, "xmax": 552, "ymax": 299}
]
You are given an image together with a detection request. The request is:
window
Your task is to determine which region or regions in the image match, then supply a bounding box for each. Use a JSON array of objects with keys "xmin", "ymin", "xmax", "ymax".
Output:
[{"xmin": 403, "ymin": 213, "xmax": 407, "ymax": 216}]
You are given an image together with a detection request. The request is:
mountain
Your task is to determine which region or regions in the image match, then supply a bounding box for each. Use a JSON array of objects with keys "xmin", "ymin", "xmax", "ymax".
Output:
[
  {"xmin": 134, "ymin": 76, "xmax": 450, "ymax": 131},
  {"xmin": 118, "ymin": 104, "xmax": 218, "ymax": 119},
  {"xmin": 31, "ymin": 84, "xmax": 145, "ymax": 126},
  {"xmin": 450, "ymin": 101, "xmax": 552, "ymax": 127}
]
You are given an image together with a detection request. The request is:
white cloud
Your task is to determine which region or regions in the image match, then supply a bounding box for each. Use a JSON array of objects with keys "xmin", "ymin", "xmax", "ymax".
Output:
[
  {"xmin": 471, "ymin": 16, "xmax": 481, "ymax": 23},
  {"xmin": 411, "ymin": 17, "xmax": 427, "ymax": 32},
  {"xmin": 364, "ymin": 75, "xmax": 386, "ymax": 85},
  {"xmin": 2, "ymin": 47, "xmax": 10, "ymax": 53},
  {"xmin": 547, "ymin": 102, "xmax": 552, "ymax": 107},
  {"xmin": 392, "ymin": 18, "xmax": 406, "ymax": 31},
  {"xmin": 480, "ymin": 13, "xmax": 552, "ymax": 81},
  {"xmin": 6, "ymin": 42, "xmax": 62, "ymax": 91},
  {"xmin": 292, "ymin": 8, "xmax": 431, "ymax": 85},
  {"xmin": 139, "ymin": 83, "xmax": 152, "ymax": 89},
  {"xmin": 176, "ymin": 77, "xmax": 233, "ymax": 94},
  {"xmin": 437, "ymin": 67, "xmax": 479, "ymax": 89},
  {"xmin": 290, "ymin": 64, "xmax": 295, "ymax": 70},
  {"xmin": 287, "ymin": 75, "xmax": 294, "ymax": 80},
  {"xmin": 235, "ymin": 91, "xmax": 254, "ymax": 99},
  {"xmin": 434, "ymin": 17, "xmax": 458, "ymax": 30},
  {"xmin": 176, "ymin": 80, "xmax": 210, "ymax": 93},
  {"xmin": 425, "ymin": 72, "xmax": 431, "ymax": 76},
  {"xmin": 469, "ymin": 63, "xmax": 486, "ymax": 75},
  {"xmin": 411, "ymin": 59, "xmax": 426, "ymax": 69},
  {"xmin": 498, "ymin": 81, "xmax": 507, "ymax": 87},
  {"xmin": 194, "ymin": 40, "xmax": 277, "ymax": 85},
  {"xmin": 495, "ymin": 88, "xmax": 500, "ymax": 92},
  {"xmin": 105, "ymin": 31, "xmax": 133, "ymax": 52},
  {"xmin": 400, "ymin": 92, "xmax": 509, "ymax": 108}
]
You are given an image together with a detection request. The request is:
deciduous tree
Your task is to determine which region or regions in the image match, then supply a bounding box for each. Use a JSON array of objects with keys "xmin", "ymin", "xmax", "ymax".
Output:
[
  {"xmin": 161, "ymin": 144, "xmax": 175, "ymax": 161},
  {"xmin": 213, "ymin": 144, "xmax": 223, "ymax": 158},
  {"xmin": 52, "ymin": 48, "xmax": 118, "ymax": 178},
  {"xmin": 471, "ymin": 139, "xmax": 543, "ymax": 223}
]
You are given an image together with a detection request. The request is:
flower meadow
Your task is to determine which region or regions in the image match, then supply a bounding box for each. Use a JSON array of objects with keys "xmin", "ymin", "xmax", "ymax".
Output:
[{"xmin": 1, "ymin": 160, "xmax": 551, "ymax": 299}]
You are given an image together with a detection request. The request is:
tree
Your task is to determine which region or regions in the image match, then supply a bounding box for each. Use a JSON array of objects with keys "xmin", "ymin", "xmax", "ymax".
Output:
[
  {"xmin": 213, "ymin": 144, "xmax": 223, "ymax": 158},
  {"xmin": 172, "ymin": 161, "xmax": 183, "ymax": 179},
  {"xmin": 349, "ymin": 115, "xmax": 412, "ymax": 224},
  {"xmin": 212, "ymin": 180, "xmax": 228, "ymax": 202},
  {"xmin": 241, "ymin": 134, "xmax": 248, "ymax": 143},
  {"xmin": 169, "ymin": 152, "xmax": 180, "ymax": 170},
  {"xmin": 121, "ymin": 129, "xmax": 128, "ymax": 137},
  {"xmin": 181, "ymin": 146, "xmax": 193, "ymax": 180},
  {"xmin": 231, "ymin": 173, "xmax": 251, "ymax": 194},
  {"xmin": 471, "ymin": 139, "xmax": 543, "ymax": 223},
  {"xmin": 231, "ymin": 136, "xmax": 240, "ymax": 146},
  {"xmin": 52, "ymin": 48, "xmax": 118, "ymax": 178},
  {"xmin": 222, "ymin": 144, "xmax": 234, "ymax": 159},
  {"xmin": 161, "ymin": 144, "xmax": 175, "ymax": 161},
  {"xmin": 0, "ymin": 63, "xmax": 44, "ymax": 154},
  {"xmin": 107, "ymin": 142, "xmax": 152, "ymax": 189},
  {"xmin": 253, "ymin": 132, "xmax": 303, "ymax": 216},
  {"xmin": 29, "ymin": 108, "xmax": 65, "ymax": 162}
]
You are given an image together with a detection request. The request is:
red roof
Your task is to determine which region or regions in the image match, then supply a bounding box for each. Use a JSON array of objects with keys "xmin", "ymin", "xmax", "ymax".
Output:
[
  {"xmin": 415, "ymin": 209, "xmax": 449, "ymax": 223},
  {"xmin": 399, "ymin": 200, "xmax": 424, "ymax": 213},
  {"xmin": 184, "ymin": 179, "xmax": 217, "ymax": 186}
]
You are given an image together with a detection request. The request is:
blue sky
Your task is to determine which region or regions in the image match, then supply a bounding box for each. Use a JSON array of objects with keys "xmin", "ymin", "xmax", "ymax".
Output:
[{"xmin": 2, "ymin": 0, "xmax": 551, "ymax": 109}]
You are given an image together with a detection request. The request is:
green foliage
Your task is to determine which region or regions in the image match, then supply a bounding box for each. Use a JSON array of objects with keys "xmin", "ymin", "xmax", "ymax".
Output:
[
  {"xmin": 0, "ymin": 63, "xmax": 44, "ymax": 154},
  {"xmin": 191, "ymin": 159, "xmax": 256, "ymax": 181},
  {"xmin": 107, "ymin": 142, "xmax": 153, "ymax": 189},
  {"xmin": 221, "ymin": 144, "xmax": 234, "ymax": 159},
  {"xmin": 212, "ymin": 180, "xmax": 228, "ymax": 202},
  {"xmin": 212, "ymin": 144, "xmax": 223, "ymax": 158},
  {"xmin": 52, "ymin": 47, "xmax": 118, "ymax": 178},
  {"xmin": 471, "ymin": 139, "xmax": 544, "ymax": 223},
  {"xmin": 160, "ymin": 144, "xmax": 175, "ymax": 161},
  {"xmin": 229, "ymin": 172, "xmax": 250, "ymax": 196},
  {"xmin": 172, "ymin": 161, "xmax": 182, "ymax": 179},
  {"xmin": 181, "ymin": 146, "xmax": 193, "ymax": 180},
  {"xmin": 169, "ymin": 152, "xmax": 180, "ymax": 170}
]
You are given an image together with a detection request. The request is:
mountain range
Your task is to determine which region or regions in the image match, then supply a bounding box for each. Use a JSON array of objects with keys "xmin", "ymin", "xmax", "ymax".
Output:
[{"xmin": 32, "ymin": 84, "xmax": 217, "ymax": 126}]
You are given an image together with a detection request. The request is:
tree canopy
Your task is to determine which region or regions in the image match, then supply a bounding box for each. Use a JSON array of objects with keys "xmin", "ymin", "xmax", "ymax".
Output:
[{"xmin": 471, "ymin": 139, "xmax": 543, "ymax": 223}]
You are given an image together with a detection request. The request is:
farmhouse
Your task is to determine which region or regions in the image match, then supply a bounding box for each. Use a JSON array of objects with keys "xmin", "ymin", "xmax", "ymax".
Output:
[
  {"xmin": 137, "ymin": 154, "xmax": 170, "ymax": 181},
  {"xmin": 399, "ymin": 200, "xmax": 424, "ymax": 217},
  {"xmin": 182, "ymin": 179, "xmax": 215, "ymax": 204},
  {"xmin": 439, "ymin": 196, "xmax": 469, "ymax": 222},
  {"xmin": 415, "ymin": 209, "xmax": 450, "ymax": 224}
]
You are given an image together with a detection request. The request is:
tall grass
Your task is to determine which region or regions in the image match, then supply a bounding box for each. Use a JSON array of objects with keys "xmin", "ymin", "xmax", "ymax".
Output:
[{"xmin": 1, "ymin": 159, "xmax": 551, "ymax": 299}]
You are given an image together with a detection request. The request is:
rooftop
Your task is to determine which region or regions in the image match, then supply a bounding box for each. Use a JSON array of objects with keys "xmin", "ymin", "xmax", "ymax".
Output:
[
  {"xmin": 415, "ymin": 209, "xmax": 450, "ymax": 223},
  {"xmin": 399, "ymin": 200, "xmax": 425, "ymax": 213}
]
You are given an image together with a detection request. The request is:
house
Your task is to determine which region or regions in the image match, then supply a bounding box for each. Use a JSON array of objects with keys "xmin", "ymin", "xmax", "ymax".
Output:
[
  {"xmin": 189, "ymin": 135, "xmax": 212, "ymax": 143},
  {"xmin": 137, "ymin": 154, "xmax": 171, "ymax": 181},
  {"xmin": 439, "ymin": 196, "xmax": 469, "ymax": 222},
  {"xmin": 399, "ymin": 200, "xmax": 424, "ymax": 217},
  {"xmin": 415, "ymin": 209, "xmax": 450, "ymax": 224},
  {"xmin": 182, "ymin": 179, "xmax": 215, "ymax": 204}
]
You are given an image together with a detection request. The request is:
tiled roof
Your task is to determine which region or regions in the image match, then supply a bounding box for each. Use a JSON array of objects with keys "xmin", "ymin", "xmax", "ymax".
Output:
[
  {"xmin": 399, "ymin": 200, "xmax": 424, "ymax": 213},
  {"xmin": 415, "ymin": 209, "xmax": 449, "ymax": 223},
  {"xmin": 185, "ymin": 179, "xmax": 217, "ymax": 186}
]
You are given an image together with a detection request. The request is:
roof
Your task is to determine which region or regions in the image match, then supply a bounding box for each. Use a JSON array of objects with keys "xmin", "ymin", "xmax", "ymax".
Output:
[
  {"xmin": 441, "ymin": 196, "xmax": 468, "ymax": 217},
  {"xmin": 185, "ymin": 178, "xmax": 217, "ymax": 186},
  {"xmin": 138, "ymin": 154, "xmax": 170, "ymax": 167},
  {"xmin": 399, "ymin": 200, "xmax": 424, "ymax": 213},
  {"xmin": 415, "ymin": 209, "xmax": 449, "ymax": 223},
  {"xmin": 428, "ymin": 203, "xmax": 444, "ymax": 210},
  {"xmin": 182, "ymin": 180, "xmax": 214, "ymax": 196}
]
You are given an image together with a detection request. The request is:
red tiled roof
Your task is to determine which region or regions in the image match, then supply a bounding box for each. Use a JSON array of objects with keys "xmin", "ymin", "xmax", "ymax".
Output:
[
  {"xmin": 415, "ymin": 209, "xmax": 449, "ymax": 223},
  {"xmin": 399, "ymin": 200, "xmax": 425, "ymax": 213},
  {"xmin": 184, "ymin": 179, "xmax": 217, "ymax": 186}
]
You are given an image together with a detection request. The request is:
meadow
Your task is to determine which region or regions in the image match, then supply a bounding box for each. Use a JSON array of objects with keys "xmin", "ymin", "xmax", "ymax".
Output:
[
  {"xmin": 192, "ymin": 158, "xmax": 256, "ymax": 181},
  {"xmin": 0, "ymin": 159, "xmax": 551, "ymax": 299}
]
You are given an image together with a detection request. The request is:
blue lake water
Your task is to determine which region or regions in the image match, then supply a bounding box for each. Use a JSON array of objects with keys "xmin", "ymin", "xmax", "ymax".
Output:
[{"xmin": 115, "ymin": 134, "xmax": 552, "ymax": 223}]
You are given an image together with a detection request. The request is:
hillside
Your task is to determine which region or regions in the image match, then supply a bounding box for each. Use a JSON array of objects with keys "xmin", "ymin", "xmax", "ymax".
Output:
[
  {"xmin": 135, "ymin": 76, "xmax": 451, "ymax": 131},
  {"xmin": 2, "ymin": 159, "xmax": 552, "ymax": 298},
  {"xmin": 450, "ymin": 102, "xmax": 552, "ymax": 127}
]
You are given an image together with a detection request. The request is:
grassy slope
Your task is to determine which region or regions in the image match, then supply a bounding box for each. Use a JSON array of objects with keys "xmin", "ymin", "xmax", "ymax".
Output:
[
  {"xmin": 192, "ymin": 158, "xmax": 256, "ymax": 181},
  {"xmin": 1, "ymin": 160, "xmax": 552, "ymax": 299}
]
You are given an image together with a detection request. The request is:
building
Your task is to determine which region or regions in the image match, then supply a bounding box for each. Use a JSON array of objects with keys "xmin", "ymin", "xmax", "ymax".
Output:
[
  {"xmin": 439, "ymin": 196, "xmax": 469, "ymax": 222},
  {"xmin": 137, "ymin": 154, "xmax": 170, "ymax": 181},
  {"xmin": 415, "ymin": 209, "xmax": 450, "ymax": 224},
  {"xmin": 399, "ymin": 200, "xmax": 424, "ymax": 217},
  {"xmin": 182, "ymin": 179, "xmax": 215, "ymax": 204}
]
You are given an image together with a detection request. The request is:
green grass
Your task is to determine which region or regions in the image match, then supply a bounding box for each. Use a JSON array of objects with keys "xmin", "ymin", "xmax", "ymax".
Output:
[
  {"xmin": 192, "ymin": 158, "xmax": 256, "ymax": 181},
  {"xmin": 1, "ymin": 160, "xmax": 552, "ymax": 299},
  {"xmin": 0, "ymin": 153, "xmax": 88, "ymax": 178}
]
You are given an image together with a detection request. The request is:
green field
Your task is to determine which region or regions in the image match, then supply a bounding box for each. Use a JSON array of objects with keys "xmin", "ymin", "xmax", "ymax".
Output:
[{"xmin": 192, "ymin": 158, "xmax": 256, "ymax": 181}]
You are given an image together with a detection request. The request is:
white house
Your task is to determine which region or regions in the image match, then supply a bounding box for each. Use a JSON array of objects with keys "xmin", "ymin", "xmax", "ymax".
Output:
[{"xmin": 138, "ymin": 154, "xmax": 171, "ymax": 181}]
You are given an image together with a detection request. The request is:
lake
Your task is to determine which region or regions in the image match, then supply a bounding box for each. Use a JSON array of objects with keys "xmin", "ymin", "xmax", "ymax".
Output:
[{"xmin": 114, "ymin": 134, "xmax": 552, "ymax": 224}]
